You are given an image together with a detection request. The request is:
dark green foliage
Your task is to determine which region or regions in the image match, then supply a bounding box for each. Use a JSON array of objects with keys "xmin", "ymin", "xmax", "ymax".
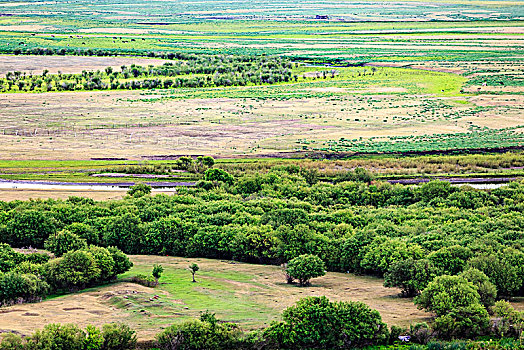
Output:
[
  {"xmin": 28, "ymin": 323, "xmax": 86, "ymax": 350},
  {"xmin": 428, "ymin": 245, "xmax": 472, "ymax": 275},
  {"xmin": 156, "ymin": 313, "xmax": 242, "ymax": 350},
  {"xmin": 415, "ymin": 275, "xmax": 491, "ymax": 339},
  {"xmin": 44, "ymin": 250, "xmax": 101, "ymax": 290},
  {"xmin": 44, "ymin": 230, "xmax": 88, "ymax": 257},
  {"xmin": 65, "ymin": 222, "xmax": 100, "ymax": 245},
  {"xmin": 467, "ymin": 252, "xmax": 522, "ymax": 297},
  {"xmin": 5, "ymin": 210, "xmax": 56, "ymax": 248},
  {"xmin": 0, "ymin": 271, "xmax": 49, "ymax": 306},
  {"xmin": 264, "ymin": 296, "xmax": 389, "ymax": 349},
  {"xmin": 285, "ymin": 254, "xmax": 325, "ymax": 286},
  {"xmin": 152, "ymin": 264, "xmax": 163, "ymax": 280},
  {"xmin": 103, "ymin": 213, "xmax": 143, "ymax": 254},
  {"xmin": 415, "ymin": 275, "xmax": 482, "ymax": 317},
  {"xmin": 127, "ymin": 183, "xmax": 152, "ymax": 198},
  {"xmin": 85, "ymin": 245, "xmax": 115, "ymax": 281},
  {"xmin": 203, "ymin": 168, "xmax": 234, "ymax": 185},
  {"xmin": 460, "ymin": 268, "xmax": 497, "ymax": 308},
  {"xmin": 361, "ymin": 238, "xmax": 425, "ymax": 276},
  {"xmin": 384, "ymin": 259, "xmax": 439, "ymax": 297},
  {"xmin": 107, "ymin": 246, "xmax": 133, "ymax": 275},
  {"xmin": 432, "ymin": 303, "xmax": 490, "ymax": 339},
  {"xmin": 101, "ymin": 323, "xmax": 137, "ymax": 350}
]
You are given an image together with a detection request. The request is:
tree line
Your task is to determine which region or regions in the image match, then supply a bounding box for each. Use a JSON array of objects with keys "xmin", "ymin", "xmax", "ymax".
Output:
[{"xmin": 0, "ymin": 55, "xmax": 295, "ymax": 93}]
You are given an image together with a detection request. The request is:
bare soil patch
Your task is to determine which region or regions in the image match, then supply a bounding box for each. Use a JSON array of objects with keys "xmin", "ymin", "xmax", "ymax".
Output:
[{"xmin": 0, "ymin": 55, "xmax": 168, "ymax": 77}]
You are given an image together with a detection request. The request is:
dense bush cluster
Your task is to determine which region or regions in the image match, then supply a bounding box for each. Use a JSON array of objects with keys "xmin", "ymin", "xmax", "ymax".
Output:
[
  {"xmin": 1, "ymin": 171, "xmax": 523, "ymax": 298},
  {"xmin": 0, "ymin": 243, "xmax": 131, "ymax": 306},
  {"xmin": 0, "ymin": 323, "xmax": 136, "ymax": 350}
]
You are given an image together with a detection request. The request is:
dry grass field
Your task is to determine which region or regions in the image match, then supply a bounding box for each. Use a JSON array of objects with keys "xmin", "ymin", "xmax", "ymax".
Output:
[
  {"xmin": 1, "ymin": 87, "xmax": 521, "ymax": 159},
  {"xmin": 0, "ymin": 55, "xmax": 168, "ymax": 77}
]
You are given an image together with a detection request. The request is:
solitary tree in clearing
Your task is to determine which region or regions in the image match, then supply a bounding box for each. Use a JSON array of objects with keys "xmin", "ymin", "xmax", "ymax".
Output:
[{"xmin": 188, "ymin": 263, "xmax": 199, "ymax": 282}]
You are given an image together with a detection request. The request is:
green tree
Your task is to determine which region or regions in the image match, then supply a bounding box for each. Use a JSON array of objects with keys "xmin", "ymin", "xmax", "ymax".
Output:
[
  {"xmin": 101, "ymin": 323, "xmax": 137, "ymax": 350},
  {"xmin": 203, "ymin": 168, "xmax": 234, "ymax": 186},
  {"xmin": 156, "ymin": 313, "xmax": 241, "ymax": 350},
  {"xmin": 152, "ymin": 264, "xmax": 163, "ymax": 281},
  {"xmin": 460, "ymin": 268, "xmax": 497, "ymax": 308},
  {"xmin": 433, "ymin": 303, "xmax": 490, "ymax": 339},
  {"xmin": 264, "ymin": 296, "xmax": 389, "ymax": 349},
  {"xmin": 285, "ymin": 254, "xmax": 325, "ymax": 287},
  {"xmin": 188, "ymin": 263, "xmax": 199, "ymax": 282},
  {"xmin": 27, "ymin": 323, "xmax": 86, "ymax": 350},
  {"xmin": 44, "ymin": 250, "xmax": 101, "ymax": 290},
  {"xmin": 127, "ymin": 183, "xmax": 152, "ymax": 198},
  {"xmin": 415, "ymin": 275, "xmax": 481, "ymax": 317},
  {"xmin": 44, "ymin": 230, "xmax": 87, "ymax": 257},
  {"xmin": 6, "ymin": 210, "xmax": 56, "ymax": 248},
  {"xmin": 428, "ymin": 245, "xmax": 472, "ymax": 275},
  {"xmin": 467, "ymin": 253, "xmax": 521, "ymax": 297},
  {"xmin": 384, "ymin": 259, "xmax": 439, "ymax": 297},
  {"xmin": 361, "ymin": 238, "xmax": 425, "ymax": 276},
  {"xmin": 107, "ymin": 246, "xmax": 133, "ymax": 275}
]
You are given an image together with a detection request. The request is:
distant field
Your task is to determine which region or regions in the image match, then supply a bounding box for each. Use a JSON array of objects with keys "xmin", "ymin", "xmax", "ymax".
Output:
[
  {"xmin": 0, "ymin": 0, "xmax": 522, "ymax": 163},
  {"xmin": 0, "ymin": 55, "xmax": 168, "ymax": 77}
]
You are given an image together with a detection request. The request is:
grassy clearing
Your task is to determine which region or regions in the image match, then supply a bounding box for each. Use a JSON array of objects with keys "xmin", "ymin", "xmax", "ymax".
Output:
[
  {"xmin": 1, "ymin": 254, "xmax": 522, "ymax": 341},
  {"xmin": 0, "ymin": 255, "xmax": 433, "ymax": 341}
]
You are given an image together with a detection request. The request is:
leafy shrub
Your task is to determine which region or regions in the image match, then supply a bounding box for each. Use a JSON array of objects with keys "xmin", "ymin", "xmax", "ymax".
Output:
[
  {"xmin": 0, "ymin": 271, "xmax": 49, "ymax": 306},
  {"xmin": 415, "ymin": 275, "xmax": 482, "ymax": 317},
  {"xmin": 101, "ymin": 323, "xmax": 137, "ymax": 350},
  {"xmin": 384, "ymin": 259, "xmax": 439, "ymax": 297},
  {"xmin": 107, "ymin": 246, "xmax": 133, "ymax": 275},
  {"xmin": 44, "ymin": 230, "xmax": 87, "ymax": 257},
  {"xmin": 131, "ymin": 274, "xmax": 158, "ymax": 287},
  {"xmin": 203, "ymin": 169, "xmax": 234, "ymax": 186},
  {"xmin": 156, "ymin": 312, "xmax": 242, "ymax": 350},
  {"xmin": 28, "ymin": 323, "xmax": 86, "ymax": 350},
  {"xmin": 264, "ymin": 296, "xmax": 389, "ymax": 349},
  {"xmin": 492, "ymin": 300, "xmax": 524, "ymax": 338},
  {"xmin": 285, "ymin": 254, "xmax": 325, "ymax": 286},
  {"xmin": 85, "ymin": 245, "xmax": 115, "ymax": 281},
  {"xmin": 433, "ymin": 303, "xmax": 490, "ymax": 339},
  {"xmin": 44, "ymin": 250, "xmax": 101, "ymax": 291},
  {"xmin": 127, "ymin": 183, "xmax": 152, "ymax": 198},
  {"xmin": 460, "ymin": 268, "xmax": 497, "ymax": 308}
]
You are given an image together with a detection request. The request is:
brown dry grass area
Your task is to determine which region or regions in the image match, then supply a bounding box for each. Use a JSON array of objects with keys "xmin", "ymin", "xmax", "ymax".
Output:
[
  {"xmin": 0, "ymin": 86, "xmax": 521, "ymax": 159},
  {"xmin": 0, "ymin": 55, "xmax": 168, "ymax": 77},
  {"xmin": 0, "ymin": 283, "xmax": 154, "ymax": 338},
  {"xmin": 0, "ymin": 189, "xmax": 176, "ymax": 201}
]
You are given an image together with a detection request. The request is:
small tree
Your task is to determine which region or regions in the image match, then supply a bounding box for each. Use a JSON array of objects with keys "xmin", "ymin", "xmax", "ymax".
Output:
[
  {"xmin": 152, "ymin": 264, "xmax": 163, "ymax": 282},
  {"xmin": 44, "ymin": 230, "xmax": 87, "ymax": 257},
  {"xmin": 189, "ymin": 263, "xmax": 199, "ymax": 282},
  {"xmin": 285, "ymin": 254, "xmax": 325, "ymax": 287},
  {"xmin": 384, "ymin": 259, "xmax": 438, "ymax": 297},
  {"xmin": 127, "ymin": 183, "xmax": 151, "ymax": 198}
]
